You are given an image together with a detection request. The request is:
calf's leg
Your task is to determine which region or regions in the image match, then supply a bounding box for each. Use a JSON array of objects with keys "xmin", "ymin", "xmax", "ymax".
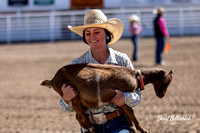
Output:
[
  {"xmin": 72, "ymin": 97, "xmax": 95, "ymax": 133},
  {"xmin": 121, "ymin": 105, "xmax": 149, "ymax": 133}
]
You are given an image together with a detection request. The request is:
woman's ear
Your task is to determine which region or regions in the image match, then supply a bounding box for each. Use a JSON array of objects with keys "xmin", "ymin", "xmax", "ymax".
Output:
[
  {"xmin": 104, "ymin": 29, "xmax": 112, "ymax": 44},
  {"xmin": 106, "ymin": 35, "xmax": 110, "ymax": 40}
]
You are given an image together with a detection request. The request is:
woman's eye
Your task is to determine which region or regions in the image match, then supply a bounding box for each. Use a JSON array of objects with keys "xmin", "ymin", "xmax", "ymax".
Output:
[
  {"xmin": 95, "ymin": 31, "xmax": 100, "ymax": 34},
  {"xmin": 85, "ymin": 33, "xmax": 90, "ymax": 36}
]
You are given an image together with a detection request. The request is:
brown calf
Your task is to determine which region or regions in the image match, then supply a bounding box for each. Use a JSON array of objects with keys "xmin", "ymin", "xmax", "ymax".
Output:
[{"xmin": 40, "ymin": 63, "xmax": 173, "ymax": 133}]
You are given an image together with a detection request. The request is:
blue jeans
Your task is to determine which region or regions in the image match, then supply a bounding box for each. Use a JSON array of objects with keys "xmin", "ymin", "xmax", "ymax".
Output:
[
  {"xmin": 131, "ymin": 35, "xmax": 139, "ymax": 61},
  {"xmin": 155, "ymin": 37, "xmax": 166, "ymax": 64},
  {"xmin": 81, "ymin": 114, "xmax": 130, "ymax": 133}
]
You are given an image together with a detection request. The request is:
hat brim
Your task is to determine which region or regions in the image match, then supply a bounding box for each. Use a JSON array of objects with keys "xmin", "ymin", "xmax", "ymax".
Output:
[
  {"xmin": 129, "ymin": 18, "xmax": 140, "ymax": 22},
  {"xmin": 68, "ymin": 18, "xmax": 124, "ymax": 45}
]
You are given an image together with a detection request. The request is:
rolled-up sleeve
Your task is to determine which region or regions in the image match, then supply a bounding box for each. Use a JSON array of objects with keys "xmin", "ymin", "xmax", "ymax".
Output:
[
  {"xmin": 121, "ymin": 54, "xmax": 142, "ymax": 107},
  {"xmin": 124, "ymin": 90, "xmax": 142, "ymax": 107},
  {"xmin": 59, "ymin": 98, "xmax": 74, "ymax": 112}
]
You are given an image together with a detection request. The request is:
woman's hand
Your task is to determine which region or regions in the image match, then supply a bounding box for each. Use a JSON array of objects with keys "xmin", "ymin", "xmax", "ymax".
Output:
[
  {"xmin": 62, "ymin": 84, "xmax": 78, "ymax": 103},
  {"xmin": 111, "ymin": 89, "xmax": 125, "ymax": 106}
]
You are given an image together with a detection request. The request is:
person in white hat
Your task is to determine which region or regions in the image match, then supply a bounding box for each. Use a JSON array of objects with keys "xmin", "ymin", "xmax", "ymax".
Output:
[
  {"xmin": 153, "ymin": 6, "xmax": 170, "ymax": 65},
  {"xmin": 129, "ymin": 14, "xmax": 144, "ymax": 61},
  {"xmin": 59, "ymin": 9, "xmax": 142, "ymax": 132}
]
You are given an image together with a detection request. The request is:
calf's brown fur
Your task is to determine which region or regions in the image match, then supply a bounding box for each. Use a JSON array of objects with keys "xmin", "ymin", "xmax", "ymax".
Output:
[{"xmin": 40, "ymin": 63, "xmax": 173, "ymax": 133}]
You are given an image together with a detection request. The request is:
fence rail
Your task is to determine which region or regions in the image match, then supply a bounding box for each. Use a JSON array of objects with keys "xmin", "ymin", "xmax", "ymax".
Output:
[{"xmin": 0, "ymin": 7, "xmax": 200, "ymax": 44}]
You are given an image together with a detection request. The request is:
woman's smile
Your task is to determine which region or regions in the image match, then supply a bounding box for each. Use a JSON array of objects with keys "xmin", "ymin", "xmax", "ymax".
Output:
[{"xmin": 91, "ymin": 40, "xmax": 98, "ymax": 43}]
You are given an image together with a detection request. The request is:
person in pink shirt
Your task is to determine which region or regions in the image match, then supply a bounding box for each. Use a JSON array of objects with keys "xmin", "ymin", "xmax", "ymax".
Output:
[
  {"xmin": 129, "ymin": 14, "xmax": 144, "ymax": 61},
  {"xmin": 153, "ymin": 6, "xmax": 170, "ymax": 65}
]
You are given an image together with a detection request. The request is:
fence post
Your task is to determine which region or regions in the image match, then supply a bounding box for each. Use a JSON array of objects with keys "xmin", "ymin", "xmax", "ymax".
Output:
[
  {"xmin": 179, "ymin": 9, "xmax": 184, "ymax": 36},
  {"xmin": 6, "ymin": 16, "xmax": 11, "ymax": 44},
  {"xmin": 25, "ymin": 14, "xmax": 30, "ymax": 42},
  {"xmin": 50, "ymin": 11, "xmax": 55, "ymax": 42},
  {"xmin": 70, "ymin": 14, "xmax": 76, "ymax": 40}
]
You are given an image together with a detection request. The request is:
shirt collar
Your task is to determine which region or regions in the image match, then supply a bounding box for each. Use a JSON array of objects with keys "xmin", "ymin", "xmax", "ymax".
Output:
[
  {"xmin": 107, "ymin": 46, "xmax": 118, "ymax": 65},
  {"xmin": 87, "ymin": 45, "xmax": 118, "ymax": 65}
]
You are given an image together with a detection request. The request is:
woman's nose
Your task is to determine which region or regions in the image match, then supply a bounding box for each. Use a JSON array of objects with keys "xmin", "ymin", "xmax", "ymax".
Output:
[{"xmin": 90, "ymin": 33, "xmax": 96, "ymax": 40}]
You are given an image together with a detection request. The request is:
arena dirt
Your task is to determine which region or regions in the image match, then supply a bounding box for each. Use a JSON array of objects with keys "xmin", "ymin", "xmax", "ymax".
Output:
[{"xmin": 0, "ymin": 36, "xmax": 199, "ymax": 133}]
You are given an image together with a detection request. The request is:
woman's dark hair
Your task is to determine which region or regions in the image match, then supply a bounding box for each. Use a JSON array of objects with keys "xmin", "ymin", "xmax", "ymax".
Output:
[{"xmin": 83, "ymin": 29, "xmax": 112, "ymax": 45}]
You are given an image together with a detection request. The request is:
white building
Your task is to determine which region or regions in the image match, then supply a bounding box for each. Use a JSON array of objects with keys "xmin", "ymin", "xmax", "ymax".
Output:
[
  {"xmin": 1, "ymin": 0, "xmax": 200, "ymax": 12},
  {"xmin": 0, "ymin": 0, "xmax": 200, "ymax": 43}
]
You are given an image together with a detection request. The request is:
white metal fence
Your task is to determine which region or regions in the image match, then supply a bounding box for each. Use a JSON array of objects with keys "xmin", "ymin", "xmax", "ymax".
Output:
[{"xmin": 0, "ymin": 7, "xmax": 200, "ymax": 44}]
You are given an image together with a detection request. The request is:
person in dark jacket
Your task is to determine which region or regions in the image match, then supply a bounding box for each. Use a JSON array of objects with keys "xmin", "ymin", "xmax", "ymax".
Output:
[{"xmin": 153, "ymin": 6, "xmax": 170, "ymax": 65}]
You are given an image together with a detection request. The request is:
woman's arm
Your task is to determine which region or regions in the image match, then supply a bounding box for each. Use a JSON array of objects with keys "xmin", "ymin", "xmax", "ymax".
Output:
[
  {"xmin": 60, "ymin": 98, "xmax": 74, "ymax": 112},
  {"xmin": 111, "ymin": 54, "xmax": 142, "ymax": 107},
  {"xmin": 158, "ymin": 17, "xmax": 169, "ymax": 37},
  {"xmin": 60, "ymin": 84, "xmax": 78, "ymax": 112},
  {"xmin": 124, "ymin": 91, "xmax": 142, "ymax": 107}
]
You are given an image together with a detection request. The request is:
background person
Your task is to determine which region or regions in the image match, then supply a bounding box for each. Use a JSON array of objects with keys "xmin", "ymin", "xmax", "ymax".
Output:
[
  {"xmin": 129, "ymin": 14, "xmax": 144, "ymax": 61},
  {"xmin": 153, "ymin": 6, "xmax": 170, "ymax": 65},
  {"xmin": 59, "ymin": 9, "xmax": 142, "ymax": 133}
]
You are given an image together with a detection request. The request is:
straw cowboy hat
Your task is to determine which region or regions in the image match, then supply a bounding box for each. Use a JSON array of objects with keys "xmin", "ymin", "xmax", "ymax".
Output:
[
  {"xmin": 68, "ymin": 9, "xmax": 124, "ymax": 45},
  {"xmin": 129, "ymin": 14, "xmax": 140, "ymax": 22},
  {"xmin": 153, "ymin": 6, "xmax": 165, "ymax": 14}
]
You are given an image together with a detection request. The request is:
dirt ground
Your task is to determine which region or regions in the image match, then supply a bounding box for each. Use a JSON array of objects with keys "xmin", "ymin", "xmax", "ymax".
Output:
[{"xmin": 0, "ymin": 36, "xmax": 199, "ymax": 133}]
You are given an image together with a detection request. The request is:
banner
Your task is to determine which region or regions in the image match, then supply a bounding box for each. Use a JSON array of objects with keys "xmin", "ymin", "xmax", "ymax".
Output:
[
  {"xmin": 34, "ymin": 0, "xmax": 54, "ymax": 5},
  {"xmin": 8, "ymin": 0, "xmax": 28, "ymax": 6}
]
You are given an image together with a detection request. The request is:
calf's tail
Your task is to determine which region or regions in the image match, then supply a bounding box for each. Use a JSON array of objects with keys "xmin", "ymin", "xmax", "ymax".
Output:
[{"xmin": 40, "ymin": 80, "xmax": 52, "ymax": 89}]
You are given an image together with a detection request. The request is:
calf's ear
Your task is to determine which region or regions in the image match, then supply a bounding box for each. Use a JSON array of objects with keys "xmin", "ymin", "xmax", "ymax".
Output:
[
  {"xmin": 169, "ymin": 70, "xmax": 174, "ymax": 75},
  {"xmin": 164, "ymin": 70, "xmax": 173, "ymax": 83},
  {"xmin": 165, "ymin": 70, "xmax": 174, "ymax": 77}
]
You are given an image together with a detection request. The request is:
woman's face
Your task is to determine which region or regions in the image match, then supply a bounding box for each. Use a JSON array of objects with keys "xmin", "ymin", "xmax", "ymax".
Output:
[{"xmin": 84, "ymin": 27, "xmax": 107, "ymax": 49}]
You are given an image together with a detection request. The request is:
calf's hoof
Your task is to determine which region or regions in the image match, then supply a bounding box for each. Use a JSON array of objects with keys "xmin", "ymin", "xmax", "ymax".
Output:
[
  {"xmin": 141, "ymin": 130, "xmax": 151, "ymax": 133},
  {"xmin": 82, "ymin": 130, "xmax": 95, "ymax": 133},
  {"xmin": 82, "ymin": 128, "xmax": 95, "ymax": 133},
  {"xmin": 130, "ymin": 126, "xmax": 137, "ymax": 133}
]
